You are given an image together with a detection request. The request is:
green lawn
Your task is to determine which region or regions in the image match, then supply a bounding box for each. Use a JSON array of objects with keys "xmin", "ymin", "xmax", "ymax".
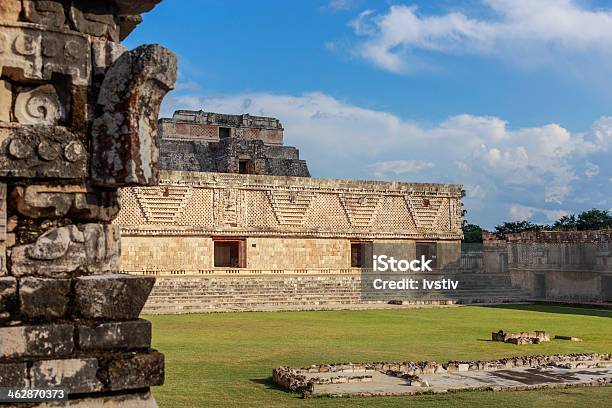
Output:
[{"xmin": 146, "ymin": 305, "xmax": 612, "ymax": 407}]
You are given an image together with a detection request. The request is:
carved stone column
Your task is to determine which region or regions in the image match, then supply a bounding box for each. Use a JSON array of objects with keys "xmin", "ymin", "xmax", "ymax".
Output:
[{"xmin": 0, "ymin": 1, "xmax": 176, "ymax": 406}]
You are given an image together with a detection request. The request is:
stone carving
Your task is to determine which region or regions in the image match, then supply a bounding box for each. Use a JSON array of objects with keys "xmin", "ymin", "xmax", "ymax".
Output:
[
  {"xmin": 0, "ymin": 80, "xmax": 11, "ymax": 122},
  {"xmin": 135, "ymin": 185, "xmax": 193, "ymax": 223},
  {"xmin": 70, "ymin": 0, "xmax": 119, "ymax": 41},
  {"xmin": 0, "ymin": 2, "xmax": 175, "ymax": 402},
  {"xmin": 23, "ymin": 0, "xmax": 67, "ymax": 29},
  {"xmin": 92, "ymin": 44, "xmax": 177, "ymax": 187},
  {"xmin": 0, "ymin": 123, "xmax": 87, "ymax": 178},
  {"xmin": 340, "ymin": 194, "xmax": 380, "ymax": 228},
  {"xmin": 14, "ymin": 84, "xmax": 64, "ymax": 125},
  {"xmin": 12, "ymin": 184, "xmax": 120, "ymax": 221},
  {"xmin": 214, "ymin": 188, "xmax": 240, "ymax": 227},
  {"xmin": 11, "ymin": 224, "xmax": 121, "ymax": 277},
  {"xmin": 0, "ymin": 23, "xmax": 91, "ymax": 86},
  {"xmin": 267, "ymin": 189, "xmax": 314, "ymax": 226},
  {"xmin": 119, "ymin": 172, "xmax": 463, "ymax": 239},
  {"xmin": 92, "ymin": 38, "xmax": 127, "ymax": 74}
]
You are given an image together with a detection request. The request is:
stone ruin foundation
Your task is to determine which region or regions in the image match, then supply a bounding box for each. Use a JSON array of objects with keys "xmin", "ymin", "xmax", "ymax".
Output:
[
  {"xmin": 0, "ymin": 0, "xmax": 176, "ymax": 406},
  {"xmin": 273, "ymin": 353, "xmax": 612, "ymax": 398},
  {"xmin": 492, "ymin": 330, "xmax": 550, "ymax": 345}
]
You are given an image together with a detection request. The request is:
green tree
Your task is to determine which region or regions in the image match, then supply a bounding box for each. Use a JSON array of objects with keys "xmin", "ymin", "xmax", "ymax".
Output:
[
  {"xmin": 494, "ymin": 220, "xmax": 542, "ymax": 236},
  {"xmin": 462, "ymin": 223, "xmax": 483, "ymax": 243},
  {"xmin": 576, "ymin": 209, "xmax": 612, "ymax": 230},
  {"xmin": 552, "ymin": 214, "xmax": 577, "ymax": 231}
]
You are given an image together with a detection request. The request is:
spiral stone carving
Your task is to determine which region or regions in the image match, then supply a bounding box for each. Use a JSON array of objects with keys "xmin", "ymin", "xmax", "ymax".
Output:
[{"xmin": 14, "ymin": 85, "xmax": 63, "ymax": 125}]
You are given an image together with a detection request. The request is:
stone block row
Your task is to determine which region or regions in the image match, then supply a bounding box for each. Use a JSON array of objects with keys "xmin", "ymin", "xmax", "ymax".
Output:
[
  {"xmin": 0, "ymin": 352, "xmax": 163, "ymax": 394},
  {"xmin": 0, "ymin": 274, "xmax": 154, "ymax": 321},
  {"xmin": 0, "ymin": 320, "xmax": 151, "ymax": 359}
]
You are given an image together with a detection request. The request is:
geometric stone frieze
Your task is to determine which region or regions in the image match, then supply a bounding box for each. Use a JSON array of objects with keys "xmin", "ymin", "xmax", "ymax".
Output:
[
  {"xmin": 405, "ymin": 195, "xmax": 445, "ymax": 230},
  {"xmin": 134, "ymin": 185, "xmax": 192, "ymax": 224},
  {"xmin": 339, "ymin": 194, "xmax": 380, "ymax": 228},
  {"xmin": 266, "ymin": 189, "xmax": 314, "ymax": 226}
]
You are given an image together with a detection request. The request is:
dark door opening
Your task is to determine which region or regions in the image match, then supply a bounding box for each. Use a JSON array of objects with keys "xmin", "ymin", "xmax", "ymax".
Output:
[
  {"xmin": 214, "ymin": 240, "xmax": 245, "ymax": 268},
  {"xmin": 416, "ymin": 242, "xmax": 437, "ymax": 269},
  {"xmin": 602, "ymin": 276, "xmax": 612, "ymax": 302},
  {"xmin": 535, "ymin": 274, "xmax": 546, "ymax": 299},
  {"xmin": 219, "ymin": 127, "xmax": 231, "ymax": 139},
  {"xmin": 239, "ymin": 159, "xmax": 254, "ymax": 174},
  {"xmin": 351, "ymin": 242, "xmax": 372, "ymax": 268}
]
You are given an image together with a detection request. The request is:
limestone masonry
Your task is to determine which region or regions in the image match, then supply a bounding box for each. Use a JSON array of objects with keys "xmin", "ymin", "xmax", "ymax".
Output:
[
  {"xmin": 159, "ymin": 110, "xmax": 310, "ymax": 176},
  {"xmin": 0, "ymin": 0, "xmax": 177, "ymax": 406}
]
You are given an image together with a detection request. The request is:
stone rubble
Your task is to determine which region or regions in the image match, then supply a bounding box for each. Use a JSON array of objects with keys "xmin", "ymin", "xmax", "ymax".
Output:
[
  {"xmin": 273, "ymin": 353, "xmax": 612, "ymax": 397},
  {"xmin": 492, "ymin": 330, "xmax": 550, "ymax": 345}
]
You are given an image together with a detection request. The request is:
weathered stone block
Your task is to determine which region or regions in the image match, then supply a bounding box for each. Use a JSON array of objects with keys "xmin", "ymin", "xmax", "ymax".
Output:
[
  {"xmin": 78, "ymin": 320, "xmax": 152, "ymax": 351},
  {"xmin": 31, "ymin": 358, "xmax": 103, "ymax": 394},
  {"xmin": 0, "ymin": 276, "xmax": 17, "ymax": 318},
  {"xmin": 75, "ymin": 274, "xmax": 155, "ymax": 320},
  {"xmin": 19, "ymin": 277, "xmax": 71, "ymax": 319},
  {"xmin": 0, "ymin": 80, "xmax": 11, "ymax": 122},
  {"xmin": 13, "ymin": 184, "xmax": 120, "ymax": 221},
  {"xmin": 11, "ymin": 224, "xmax": 120, "ymax": 277},
  {"xmin": 102, "ymin": 352, "xmax": 164, "ymax": 391},
  {"xmin": 0, "ymin": 124, "xmax": 87, "ymax": 179},
  {"xmin": 0, "ymin": 324, "xmax": 73, "ymax": 358},
  {"xmin": 22, "ymin": 0, "xmax": 67, "ymax": 28},
  {"xmin": 0, "ymin": 0, "xmax": 21, "ymax": 22},
  {"xmin": 92, "ymin": 39, "xmax": 127, "ymax": 75},
  {"xmin": 70, "ymin": 0, "xmax": 120, "ymax": 41},
  {"xmin": 14, "ymin": 85, "xmax": 64, "ymax": 125},
  {"xmin": 0, "ymin": 24, "xmax": 91, "ymax": 86},
  {"xmin": 0, "ymin": 362, "xmax": 28, "ymax": 388},
  {"xmin": 92, "ymin": 44, "xmax": 177, "ymax": 187}
]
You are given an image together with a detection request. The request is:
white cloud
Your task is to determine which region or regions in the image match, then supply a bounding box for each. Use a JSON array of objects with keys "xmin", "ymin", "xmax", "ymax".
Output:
[
  {"xmin": 348, "ymin": 1, "xmax": 612, "ymax": 73},
  {"xmin": 585, "ymin": 161, "xmax": 600, "ymax": 178},
  {"xmin": 368, "ymin": 160, "xmax": 433, "ymax": 177},
  {"xmin": 508, "ymin": 204, "xmax": 568, "ymax": 222},
  {"xmin": 160, "ymin": 91, "xmax": 612, "ymax": 227},
  {"xmin": 328, "ymin": 0, "xmax": 358, "ymax": 11}
]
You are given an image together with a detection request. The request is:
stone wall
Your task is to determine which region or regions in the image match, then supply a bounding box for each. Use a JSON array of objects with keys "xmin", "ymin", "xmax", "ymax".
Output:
[
  {"xmin": 483, "ymin": 231, "xmax": 612, "ymax": 303},
  {"xmin": 0, "ymin": 0, "xmax": 177, "ymax": 405},
  {"xmin": 113, "ymin": 171, "xmax": 478, "ymax": 312},
  {"xmin": 159, "ymin": 110, "xmax": 310, "ymax": 176},
  {"xmin": 140, "ymin": 272, "xmax": 525, "ymax": 314},
  {"xmin": 120, "ymin": 236, "xmax": 462, "ymax": 273}
]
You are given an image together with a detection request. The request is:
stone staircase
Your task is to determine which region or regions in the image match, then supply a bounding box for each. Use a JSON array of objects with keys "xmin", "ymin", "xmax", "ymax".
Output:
[{"xmin": 142, "ymin": 273, "xmax": 527, "ymax": 314}]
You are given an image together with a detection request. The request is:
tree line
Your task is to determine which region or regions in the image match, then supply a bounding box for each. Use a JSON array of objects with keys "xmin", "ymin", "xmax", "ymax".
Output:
[{"xmin": 463, "ymin": 209, "xmax": 612, "ymax": 243}]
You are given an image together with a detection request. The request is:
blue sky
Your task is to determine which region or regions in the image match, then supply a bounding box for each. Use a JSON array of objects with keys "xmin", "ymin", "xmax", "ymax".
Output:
[{"xmin": 126, "ymin": 0, "xmax": 612, "ymax": 229}]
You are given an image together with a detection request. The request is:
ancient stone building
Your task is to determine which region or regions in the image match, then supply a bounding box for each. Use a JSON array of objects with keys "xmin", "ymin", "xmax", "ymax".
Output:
[
  {"xmin": 115, "ymin": 111, "xmax": 528, "ymax": 312},
  {"xmin": 0, "ymin": 0, "xmax": 176, "ymax": 405},
  {"xmin": 483, "ymin": 231, "xmax": 612, "ymax": 303},
  {"xmin": 159, "ymin": 110, "xmax": 310, "ymax": 176}
]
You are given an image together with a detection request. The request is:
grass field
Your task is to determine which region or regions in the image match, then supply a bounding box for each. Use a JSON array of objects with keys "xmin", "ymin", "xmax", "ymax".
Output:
[{"xmin": 146, "ymin": 305, "xmax": 612, "ymax": 407}]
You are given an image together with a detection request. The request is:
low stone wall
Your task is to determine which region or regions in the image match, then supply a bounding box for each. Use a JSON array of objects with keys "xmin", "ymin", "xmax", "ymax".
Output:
[
  {"xmin": 273, "ymin": 353, "xmax": 612, "ymax": 396},
  {"xmin": 141, "ymin": 272, "xmax": 526, "ymax": 314}
]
